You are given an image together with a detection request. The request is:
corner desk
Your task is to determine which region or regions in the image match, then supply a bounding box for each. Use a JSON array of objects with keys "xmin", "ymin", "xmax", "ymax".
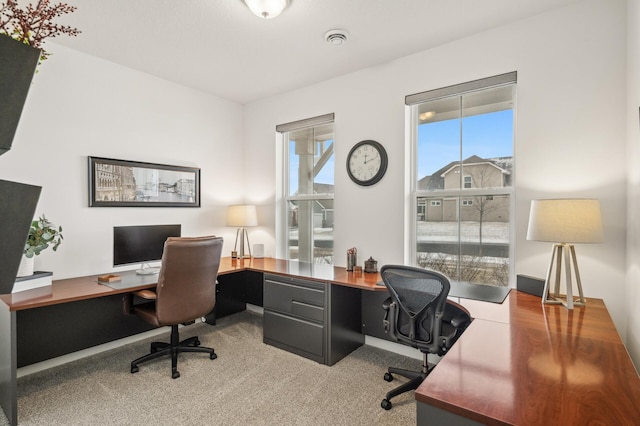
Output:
[{"xmin": 1, "ymin": 257, "xmax": 639, "ymax": 425}]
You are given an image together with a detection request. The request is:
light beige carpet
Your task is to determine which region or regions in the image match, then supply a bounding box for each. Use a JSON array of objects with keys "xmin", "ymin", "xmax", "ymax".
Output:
[{"xmin": 3, "ymin": 310, "xmax": 419, "ymax": 425}]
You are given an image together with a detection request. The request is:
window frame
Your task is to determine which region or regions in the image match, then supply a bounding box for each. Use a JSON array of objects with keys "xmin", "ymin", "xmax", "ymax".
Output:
[
  {"xmin": 406, "ymin": 73, "xmax": 516, "ymax": 286},
  {"xmin": 463, "ymin": 175, "xmax": 472, "ymax": 189},
  {"xmin": 276, "ymin": 113, "xmax": 335, "ymax": 264}
]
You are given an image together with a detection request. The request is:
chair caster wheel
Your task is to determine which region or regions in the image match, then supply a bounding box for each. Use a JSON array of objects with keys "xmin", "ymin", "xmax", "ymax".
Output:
[
  {"xmin": 384, "ymin": 372, "xmax": 393, "ymax": 382},
  {"xmin": 210, "ymin": 352, "xmax": 217, "ymax": 360},
  {"xmin": 131, "ymin": 365, "xmax": 139, "ymax": 374},
  {"xmin": 172, "ymin": 371, "xmax": 180, "ymax": 379},
  {"xmin": 381, "ymin": 399, "xmax": 392, "ymax": 410}
]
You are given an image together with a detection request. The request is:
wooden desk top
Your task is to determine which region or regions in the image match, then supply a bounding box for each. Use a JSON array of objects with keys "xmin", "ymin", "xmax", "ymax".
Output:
[
  {"xmin": 226, "ymin": 257, "xmax": 384, "ymax": 291},
  {"xmin": 416, "ymin": 290, "xmax": 640, "ymax": 425},
  {"xmin": 0, "ymin": 257, "xmax": 385, "ymax": 311}
]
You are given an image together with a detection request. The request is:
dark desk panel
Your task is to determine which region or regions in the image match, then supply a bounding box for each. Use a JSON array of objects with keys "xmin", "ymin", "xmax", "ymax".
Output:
[{"xmin": 17, "ymin": 294, "xmax": 155, "ymax": 367}]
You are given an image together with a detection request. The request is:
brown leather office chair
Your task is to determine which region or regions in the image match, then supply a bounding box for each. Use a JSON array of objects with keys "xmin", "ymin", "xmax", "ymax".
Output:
[
  {"xmin": 129, "ymin": 235, "xmax": 223, "ymax": 379},
  {"xmin": 380, "ymin": 265, "xmax": 471, "ymax": 410}
]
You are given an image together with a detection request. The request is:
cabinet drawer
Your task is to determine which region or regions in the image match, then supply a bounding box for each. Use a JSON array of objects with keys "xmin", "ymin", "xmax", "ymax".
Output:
[
  {"xmin": 263, "ymin": 310, "xmax": 324, "ymax": 359},
  {"xmin": 291, "ymin": 300, "xmax": 324, "ymax": 323},
  {"xmin": 263, "ymin": 276, "xmax": 325, "ymax": 322}
]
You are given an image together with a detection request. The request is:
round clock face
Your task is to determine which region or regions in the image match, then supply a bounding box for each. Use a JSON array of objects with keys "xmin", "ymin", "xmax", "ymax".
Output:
[{"xmin": 346, "ymin": 140, "xmax": 388, "ymax": 186}]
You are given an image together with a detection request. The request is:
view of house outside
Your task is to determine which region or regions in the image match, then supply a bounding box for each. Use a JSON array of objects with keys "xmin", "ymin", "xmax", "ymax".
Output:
[{"xmin": 414, "ymin": 83, "xmax": 515, "ymax": 286}]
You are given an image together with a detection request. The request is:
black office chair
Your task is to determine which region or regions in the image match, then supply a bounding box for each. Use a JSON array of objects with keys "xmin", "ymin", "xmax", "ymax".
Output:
[
  {"xmin": 128, "ymin": 235, "xmax": 223, "ymax": 379},
  {"xmin": 380, "ymin": 265, "xmax": 471, "ymax": 410}
]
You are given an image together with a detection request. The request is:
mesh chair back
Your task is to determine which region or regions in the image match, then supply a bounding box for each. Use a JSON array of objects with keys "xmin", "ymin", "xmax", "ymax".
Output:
[
  {"xmin": 381, "ymin": 265, "xmax": 451, "ymax": 354},
  {"xmin": 155, "ymin": 236, "xmax": 223, "ymax": 325}
]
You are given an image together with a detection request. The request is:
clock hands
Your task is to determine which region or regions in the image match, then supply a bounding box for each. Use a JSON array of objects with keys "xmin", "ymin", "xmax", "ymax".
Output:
[{"xmin": 364, "ymin": 154, "xmax": 379, "ymax": 164}]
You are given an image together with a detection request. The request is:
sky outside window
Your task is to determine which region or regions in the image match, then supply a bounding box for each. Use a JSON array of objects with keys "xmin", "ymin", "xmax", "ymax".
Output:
[{"xmin": 417, "ymin": 109, "xmax": 513, "ymax": 179}]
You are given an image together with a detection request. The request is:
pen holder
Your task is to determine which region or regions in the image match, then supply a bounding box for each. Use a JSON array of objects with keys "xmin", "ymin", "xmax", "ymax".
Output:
[{"xmin": 346, "ymin": 253, "xmax": 357, "ymax": 271}]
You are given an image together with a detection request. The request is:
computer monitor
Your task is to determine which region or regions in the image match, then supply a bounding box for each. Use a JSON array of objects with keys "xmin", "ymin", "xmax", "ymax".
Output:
[{"xmin": 113, "ymin": 224, "xmax": 181, "ymax": 275}]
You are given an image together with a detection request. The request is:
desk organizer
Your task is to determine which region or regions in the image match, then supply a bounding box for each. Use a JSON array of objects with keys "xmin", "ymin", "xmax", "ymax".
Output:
[{"xmin": 98, "ymin": 274, "xmax": 121, "ymax": 283}]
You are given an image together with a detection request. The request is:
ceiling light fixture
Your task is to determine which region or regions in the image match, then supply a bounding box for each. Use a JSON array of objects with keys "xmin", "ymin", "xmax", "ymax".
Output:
[
  {"xmin": 324, "ymin": 29, "xmax": 348, "ymax": 45},
  {"xmin": 244, "ymin": 0, "xmax": 290, "ymax": 19},
  {"xmin": 419, "ymin": 111, "xmax": 435, "ymax": 121}
]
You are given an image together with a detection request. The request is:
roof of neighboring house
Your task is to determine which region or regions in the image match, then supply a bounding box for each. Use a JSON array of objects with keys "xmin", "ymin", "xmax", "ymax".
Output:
[{"xmin": 417, "ymin": 155, "xmax": 513, "ymax": 191}]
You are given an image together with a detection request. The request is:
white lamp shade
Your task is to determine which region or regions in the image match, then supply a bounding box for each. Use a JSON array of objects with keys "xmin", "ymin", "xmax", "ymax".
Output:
[
  {"xmin": 244, "ymin": 0, "xmax": 289, "ymax": 19},
  {"xmin": 526, "ymin": 199, "xmax": 603, "ymax": 243},
  {"xmin": 227, "ymin": 205, "xmax": 258, "ymax": 227}
]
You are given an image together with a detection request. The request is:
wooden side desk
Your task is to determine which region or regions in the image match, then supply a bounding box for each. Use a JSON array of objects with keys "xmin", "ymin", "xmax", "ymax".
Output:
[{"xmin": 416, "ymin": 291, "xmax": 640, "ymax": 425}]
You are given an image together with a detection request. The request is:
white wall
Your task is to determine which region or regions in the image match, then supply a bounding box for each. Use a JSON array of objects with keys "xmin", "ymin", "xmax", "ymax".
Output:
[
  {"xmin": 0, "ymin": 43, "xmax": 245, "ymax": 279},
  {"xmin": 626, "ymin": 0, "xmax": 640, "ymax": 369},
  {"xmin": 244, "ymin": 0, "xmax": 629, "ymax": 340}
]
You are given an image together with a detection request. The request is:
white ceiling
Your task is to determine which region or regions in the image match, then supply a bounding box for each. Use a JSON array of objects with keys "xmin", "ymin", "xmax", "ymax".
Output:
[{"xmin": 52, "ymin": 0, "xmax": 581, "ymax": 104}]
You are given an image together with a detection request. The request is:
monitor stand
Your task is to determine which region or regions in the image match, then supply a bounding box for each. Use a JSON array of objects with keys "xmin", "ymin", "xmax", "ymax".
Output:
[{"xmin": 136, "ymin": 264, "xmax": 159, "ymax": 275}]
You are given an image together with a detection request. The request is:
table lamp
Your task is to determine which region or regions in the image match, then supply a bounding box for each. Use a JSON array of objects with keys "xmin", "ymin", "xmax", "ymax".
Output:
[
  {"xmin": 526, "ymin": 199, "xmax": 603, "ymax": 309},
  {"xmin": 227, "ymin": 204, "xmax": 258, "ymax": 259}
]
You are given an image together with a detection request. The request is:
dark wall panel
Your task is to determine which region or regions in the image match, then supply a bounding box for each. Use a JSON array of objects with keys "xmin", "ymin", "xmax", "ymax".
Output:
[
  {"xmin": 0, "ymin": 180, "xmax": 41, "ymax": 294},
  {"xmin": 0, "ymin": 37, "xmax": 40, "ymax": 155}
]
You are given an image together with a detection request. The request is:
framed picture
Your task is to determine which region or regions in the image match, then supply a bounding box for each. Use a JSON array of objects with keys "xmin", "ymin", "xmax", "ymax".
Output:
[{"xmin": 88, "ymin": 156, "xmax": 200, "ymax": 207}]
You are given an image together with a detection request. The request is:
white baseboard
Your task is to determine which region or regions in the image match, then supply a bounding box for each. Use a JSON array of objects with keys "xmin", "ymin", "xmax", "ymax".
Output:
[
  {"xmin": 364, "ymin": 335, "xmax": 423, "ymax": 360},
  {"xmin": 246, "ymin": 303, "xmax": 263, "ymax": 314}
]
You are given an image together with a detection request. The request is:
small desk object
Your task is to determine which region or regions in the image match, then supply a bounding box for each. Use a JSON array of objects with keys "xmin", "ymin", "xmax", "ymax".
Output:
[{"xmin": 1, "ymin": 257, "xmax": 639, "ymax": 425}]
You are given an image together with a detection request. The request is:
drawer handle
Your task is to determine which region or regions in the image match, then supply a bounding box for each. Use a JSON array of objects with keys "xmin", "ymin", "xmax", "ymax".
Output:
[{"xmin": 292, "ymin": 300, "xmax": 322, "ymax": 309}]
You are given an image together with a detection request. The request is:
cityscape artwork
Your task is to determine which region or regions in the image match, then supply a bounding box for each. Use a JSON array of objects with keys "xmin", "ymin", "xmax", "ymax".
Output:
[{"xmin": 88, "ymin": 156, "xmax": 200, "ymax": 207}]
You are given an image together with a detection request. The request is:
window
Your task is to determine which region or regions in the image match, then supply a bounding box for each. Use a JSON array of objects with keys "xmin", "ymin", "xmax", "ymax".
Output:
[
  {"xmin": 463, "ymin": 175, "xmax": 472, "ymax": 189},
  {"xmin": 277, "ymin": 114, "xmax": 335, "ymax": 264},
  {"xmin": 408, "ymin": 72, "xmax": 515, "ymax": 286}
]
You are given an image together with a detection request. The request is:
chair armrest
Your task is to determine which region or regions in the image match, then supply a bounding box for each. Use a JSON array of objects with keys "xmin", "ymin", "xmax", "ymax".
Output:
[
  {"xmin": 382, "ymin": 297, "xmax": 392, "ymax": 333},
  {"xmin": 382, "ymin": 297, "xmax": 392, "ymax": 311},
  {"xmin": 449, "ymin": 314, "xmax": 471, "ymax": 329},
  {"xmin": 444, "ymin": 300, "xmax": 472, "ymax": 330},
  {"xmin": 382, "ymin": 298, "xmax": 398, "ymax": 339},
  {"xmin": 134, "ymin": 289, "xmax": 157, "ymax": 300}
]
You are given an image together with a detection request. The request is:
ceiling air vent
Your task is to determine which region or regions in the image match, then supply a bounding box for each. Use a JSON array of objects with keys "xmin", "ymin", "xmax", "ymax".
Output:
[{"xmin": 324, "ymin": 30, "xmax": 348, "ymax": 45}]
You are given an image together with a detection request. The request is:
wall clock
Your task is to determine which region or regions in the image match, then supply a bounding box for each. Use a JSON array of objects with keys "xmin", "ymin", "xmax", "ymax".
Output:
[{"xmin": 346, "ymin": 140, "xmax": 388, "ymax": 186}]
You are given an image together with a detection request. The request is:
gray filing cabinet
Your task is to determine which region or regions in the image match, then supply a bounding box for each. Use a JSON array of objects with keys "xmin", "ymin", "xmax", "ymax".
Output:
[{"xmin": 263, "ymin": 273, "xmax": 364, "ymax": 365}]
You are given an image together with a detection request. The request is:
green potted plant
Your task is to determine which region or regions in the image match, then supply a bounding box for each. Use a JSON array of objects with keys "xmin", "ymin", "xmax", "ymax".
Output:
[
  {"xmin": 16, "ymin": 214, "xmax": 63, "ymax": 277},
  {"xmin": 25, "ymin": 214, "xmax": 63, "ymax": 256}
]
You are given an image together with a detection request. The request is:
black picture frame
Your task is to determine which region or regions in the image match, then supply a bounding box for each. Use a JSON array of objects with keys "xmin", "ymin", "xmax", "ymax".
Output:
[{"xmin": 88, "ymin": 156, "xmax": 200, "ymax": 207}]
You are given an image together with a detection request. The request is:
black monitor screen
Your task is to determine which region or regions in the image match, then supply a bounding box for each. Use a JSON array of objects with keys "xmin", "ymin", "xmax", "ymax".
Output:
[{"xmin": 113, "ymin": 224, "xmax": 181, "ymax": 267}]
